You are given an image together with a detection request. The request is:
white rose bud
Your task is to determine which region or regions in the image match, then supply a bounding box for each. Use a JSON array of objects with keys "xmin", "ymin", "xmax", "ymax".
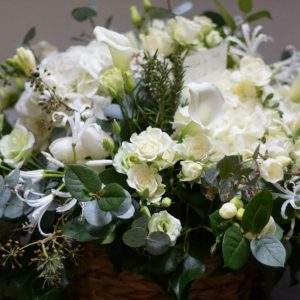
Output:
[
  {"xmin": 162, "ymin": 197, "xmax": 172, "ymax": 207},
  {"xmin": 219, "ymin": 203, "xmax": 237, "ymax": 219},
  {"xmin": 49, "ymin": 137, "xmax": 87, "ymax": 163},
  {"xmin": 100, "ymin": 67, "xmax": 125, "ymax": 98},
  {"xmin": 205, "ymin": 30, "xmax": 222, "ymax": 48},
  {"xmin": 0, "ymin": 124, "xmax": 35, "ymax": 168},
  {"xmin": 259, "ymin": 158, "xmax": 284, "ymax": 183},
  {"xmin": 15, "ymin": 47, "xmax": 36, "ymax": 76},
  {"xmin": 148, "ymin": 210, "xmax": 182, "ymax": 246},
  {"xmin": 180, "ymin": 160, "xmax": 203, "ymax": 182}
]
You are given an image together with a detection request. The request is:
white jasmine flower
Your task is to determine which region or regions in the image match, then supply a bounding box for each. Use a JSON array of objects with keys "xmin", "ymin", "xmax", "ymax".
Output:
[
  {"xmin": 148, "ymin": 210, "xmax": 182, "ymax": 246},
  {"xmin": 219, "ymin": 203, "xmax": 237, "ymax": 219}
]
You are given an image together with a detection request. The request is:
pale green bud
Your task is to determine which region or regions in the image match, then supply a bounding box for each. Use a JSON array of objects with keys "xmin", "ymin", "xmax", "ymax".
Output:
[
  {"xmin": 112, "ymin": 119, "xmax": 121, "ymax": 136},
  {"xmin": 103, "ymin": 138, "xmax": 115, "ymax": 153},
  {"xmin": 289, "ymin": 72, "xmax": 300, "ymax": 103},
  {"xmin": 130, "ymin": 6, "xmax": 143, "ymax": 29},
  {"xmin": 123, "ymin": 70, "xmax": 135, "ymax": 92},
  {"xmin": 236, "ymin": 208, "xmax": 245, "ymax": 221},
  {"xmin": 15, "ymin": 47, "xmax": 36, "ymax": 76},
  {"xmin": 140, "ymin": 206, "xmax": 151, "ymax": 217},
  {"xmin": 99, "ymin": 67, "xmax": 125, "ymax": 98},
  {"xmin": 143, "ymin": 0, "xmax": 152, "ymax": 12},
  {"xmin": 0, "ymin": 114, "xmax": 4, "ymax": 132},
  {"xmin": 230, "ymin": 196, "xmax": 244, "ymax": 209},
  {"xmin": 162, "ymin": 197, "xmax": 172, "ymax": 207}
]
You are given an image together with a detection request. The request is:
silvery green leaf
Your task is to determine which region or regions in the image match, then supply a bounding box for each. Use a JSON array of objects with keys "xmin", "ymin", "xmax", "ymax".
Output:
[
  {"xmin": 113, "ymin": 191, "xmax": 132, "ymax": 216},
  {"xmin": 104, "ymin": 104, "xmax": 123, "ymax": 120},
  {"xmin": 4, "ymin": 194, "xmax": 25, "ymax": 219},
  {"xmin": 172, "ymin": 2, "xmax": 193, "ymax": 15},
  {"xmin": 117, "ymin": 204, "xmax": 135, "ymax": 219},
  {"xmin": 0, "ymin": 208, "xmax": 4, "ymax": 218},
  {"xmin": 82, "ymin": 200, "xmax": 112, "ymax": 227},
  {"xmin": 0, "ymin": 188, "xmax": 11, "ymax": 206},
  {"xmin": 0, "ymin": 176, "xmax": 4, "ymax": 189},
  {"xmin": 5, "ymin": 169, "xmax": 20, "ymax": 187}
]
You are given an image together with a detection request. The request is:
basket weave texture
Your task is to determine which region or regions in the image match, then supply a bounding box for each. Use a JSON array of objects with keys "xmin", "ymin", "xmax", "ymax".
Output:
[{"xmin": 68, "ymin": 244, "xmax": 254, "ymax": 300}]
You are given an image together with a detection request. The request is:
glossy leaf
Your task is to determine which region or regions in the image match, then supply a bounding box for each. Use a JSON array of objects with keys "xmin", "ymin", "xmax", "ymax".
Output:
[
  {"xmin": 250, "ymin": 235, "xmax": 286, "ymax": 267},
  {"xmin": 246, "ymin": 10, "xmax": 272, "ymax": 23},
  {"xmin": 222, "ymin": 226, "xmax": 250, "ymax": 270},
  {"xmin": 98, "ymin": 183, "xmax": 126, "ymax": 211}
]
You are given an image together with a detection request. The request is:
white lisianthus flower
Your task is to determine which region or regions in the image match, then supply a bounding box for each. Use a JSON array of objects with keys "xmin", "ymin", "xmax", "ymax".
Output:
[
  {"xmin": 219, "ymin": 203, "xmax": 237, "ymax": 219},
  {"xmin": 80, "ymin": 124, "xmax": 113, "ymax": 160},
  {"xmin": 205, "ymin": 30, "xmax": 222, "ymax": 48},
  {"xmin": 180, "ymin": 160, "xmax": 204, "ymax": 182},
  {"xmin": 240, "ymin": 56, "xmax": 272, "ymax": 87},
  {"xmin": 127, "ymin": 164, "xmax": 165, "ymax": 204},
  {"xmin": 130, "ymin": 127, "xmax": 174, "ymax": 162},
  {"xmin": 99, "ymin": 67, "xmax": 125, "ymax": 98},
  {"xmin": 140, "ymin": 28, "xmax": 174, "ymax": 56},
  {"xmin": 168, "ymin": 16, "xmax": 201, "ymax": 46},
  {"xmin": 148, "ymin": 210, "xmax": 182, "ymax": 246},
  {"xmin": 49, "ymin": 137, "xmax": 87, "ymax": 163},
  {"xmin": 15, "ymin": 47, "xmax": 36, "ymax": 76},
  {"xmin": 244, "ymin": 216, "xmax": 276, "ymax": 240},
  {"xmin": 259, "ymin": 158, "xmax": 284, "ymax": 183},
  {"xmin": 0, "ymin": 124, "xmax": 35, "ymax": 168}
]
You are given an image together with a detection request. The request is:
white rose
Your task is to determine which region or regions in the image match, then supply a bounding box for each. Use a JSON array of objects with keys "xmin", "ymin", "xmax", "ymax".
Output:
[
  {"xmin": 168, "ymin": 16, "xmax": 201, "ymax": 46},
  {"xmin": 259, "ymin": 158, "xmax": 284, "ymax": 183},
  {"xmin": 127, "ymin": 164, "xmax": 165, "ymax": 204},
  {"xmin": 148, "ymin": 210, "xmax": 182, "ymax": 246},
  {"xmin": 193, "ymin": 16, "xmax": 214, "ymax": 35},
  {"xmin": 140, "ymin": 28, "xmax": 174, "ymax": 56},
  {"xmin": 0, "ymin": 124, "xmax": 35, "ymax": 168},
  {"xmin": 240, "ymin": 56, "xmax": 272, "ymax": 87},
  {"xmin": 49, "ymin": 137, "xmax": 87, "ymax": 163},
  {"xmin": 244, "ymin": 216, "xmax": 276, "ymax": 240},
  {"xmin": 180, "ymin": 160, "xmax": 203, "ymax": 182},
  {"xmin": 130, "ymin": 127, "xmax": 174, "ymax": 162},
  {"xmin": 219, "ymin": 203, "xmax": 237, "ymax": 219},
  {"xmin": 205, "ymin": 30, "xmax": 222, "ymax": 48},
  {"xmin": 80, "ymin": 124, "xmax": 113, "ymax": 160}
]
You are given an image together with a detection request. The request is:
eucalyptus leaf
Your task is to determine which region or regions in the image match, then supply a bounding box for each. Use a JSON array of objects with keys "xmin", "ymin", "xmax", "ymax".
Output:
[
  {"xmin": 170, "ymin": 256, "xmax": 205, "ymax": 299},
  {"xmin": 104, "ymin": 104, "xmax": 123, "ymax": 120},
  {"xmin": 250, "ymin": 235, "xmax": 286, "ymax": 267},
  {"xmin": 0, "ymin": 187, "xmax": 11, "ymax": 206},
  {"xmin": 22, "ymin": 27, "xmax": 36, "ymax": 45},
  {"xmin": 242, "ymin": 189, "xmax": 273, "ymax": 234},
  {"xmin": 3, "ymin": 194, "xmax": 25, "ymax": 219},
  {"xmin": 64, "ymin": 164, "xmax": 102, "ymax": 202},
  {"xmin": 98, "ymin": 183, "xmax": 126, "ymax": 211},
  {"xmin": 145, "ymin": 231, "xmax": 171, "ymax": 255},
  {"xmin": 123, "ymin": 227, "xmax": 148, "ymax": 248},
  {"xmin": 5, "ymin": 169, "xmax": 20, "ymax": 187},
  {"xmin": 238, "ymin": 0, "xmax": 253, "ymax": 14},
  {"xmin": 132, "ymin": 215, "xmax": 149, "ymax": 229},
  {"xmin": 82, "ymin": 200, "xmax": 112, "ymax": 227},
  {"xmin": 172, "ymin": 2, "xmax": 193, "ymax": 15},
  {"xmin": 71, "ymin": 6, "xmax": 97, "ymax": 22},
  {"xmin": 246, "ymin": 10, "xmax": 272, "ymax": 23},
  {"xmin": 62, "ymin": 219, "xmax": 98, "ymax": 242},
  {"xmin": 222, "ymin": 225, "xmax": 250, "ymax": 270}
]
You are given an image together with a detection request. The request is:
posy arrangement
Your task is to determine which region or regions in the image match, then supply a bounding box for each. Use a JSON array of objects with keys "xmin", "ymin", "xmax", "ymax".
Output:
[{"xmin": 1, "ymin": 0, "xmax": 300, "ymax": 299}]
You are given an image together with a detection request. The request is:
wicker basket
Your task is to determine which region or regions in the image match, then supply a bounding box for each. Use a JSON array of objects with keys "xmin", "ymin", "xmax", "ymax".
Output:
[{"xmin": 67, "ymin": 244, "xmax": 262, "ymax": 300}]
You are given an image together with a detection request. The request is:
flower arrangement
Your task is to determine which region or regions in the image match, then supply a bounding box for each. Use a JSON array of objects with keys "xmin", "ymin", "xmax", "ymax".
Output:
[{"xmin": 1, "ymin": 0, "xmax": 300, "ymax": 299}]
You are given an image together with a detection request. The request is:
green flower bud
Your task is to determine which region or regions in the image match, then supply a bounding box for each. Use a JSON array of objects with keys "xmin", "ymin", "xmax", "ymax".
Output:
[
  {"xmin": 112, "ymin": 119, "xmax": 121, "ymax": 136},
  {"xmin": 102, "ymin": 138, "xmax": 115, "ymax": 153},
  {"xmin": 123, "ymin": 70, "xmax": 135, "ymax": 93},
  {"xmin": 99, "ymin": 67, "xmax": 125, "ymax": 98},
  {"xmin": 230, "ymin": 196, "xmax": 244, "ymax": 209},
  {"xmin": 162, "ymin": 197, "xmax": 172, "ymax": 207},
  {"xmin": 0, "ymin": 114, "xmax": 4, "ymax": 132},
  {"xmin": 140, "ymin": 206, "xmax": 151, "ymax": 217},
  {"xmin": 130, "ymin": 6, "xmax": 143, "ymax": 29},
  {"xmin": 143, "ymin": 0, "xmax": 152, "ymax": 12},
  {"xmin": 236, "ymin": 208, "xmax": 245, "ymax": 221},
  {"xmin": 289, "ymin": 72, "xmax": 300, "ymax": 103}
]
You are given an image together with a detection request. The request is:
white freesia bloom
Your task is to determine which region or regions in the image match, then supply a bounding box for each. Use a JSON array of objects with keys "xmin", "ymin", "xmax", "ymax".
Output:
[
  {"xmin": 259, "ymin": 158, "xmax": 284, "ymax": 183},
  {"xmin": 180, "ymin": 160, "xmax": 203, "ymax": 182},
  {"xmin": 0, "ymin": 124, "xmax": 35, "ymax": 168},
  {"xmin": 148, "ymin": 210, "xmax": 182, "ymax": 246},
  {"xmin": 127, "ymin": 164, "xmax": 165, "ymax": 204},
  {"xmin": 188, "ymin": 82, "xmax": 225, "ymax": 128},
  {"xmin": 94, "ymin": 26, "xmax": 135, "ymax": 72}
]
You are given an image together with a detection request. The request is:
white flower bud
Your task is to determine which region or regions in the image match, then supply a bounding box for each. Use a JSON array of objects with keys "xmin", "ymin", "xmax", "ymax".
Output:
[
  {"xmin": 15, "ymin": 47, "xmax": 36, "ymax": 76},
  {"xmin": 205, "ymin": 30, "xmax": 222, "ymax": 48},
  {"xmin": 219, "ymin": 203, "xmax": 237, "ymax": 219},
  {"xmin": 100, "ymin": 67, "xmax": 125, "ymax": 98},
  {"xmin": 162, "ymin": 197, "xmax": 172, "ymax": 207}
]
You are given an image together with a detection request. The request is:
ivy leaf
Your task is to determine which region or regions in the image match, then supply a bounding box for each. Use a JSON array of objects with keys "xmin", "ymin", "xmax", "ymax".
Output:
[
  {"xmin": 145, "ymin": 231, "xmax": 171, "ymax": 255},
  {"xmin": 98, "ymin": 183, "xmax": 126, "ymax": 211},
  {"xmin": 71, "ymin": 6, "xmax": 97, "ymax": 22},
  {"xmin": 170, "ymin": 256, "xmax": 205, "ymax": 300},
  {"xmin": 242, "ymin": 189, "xmax": 273, "ymax": 234},
  {"xmin": 122, "ymin": 227, "xmax": 148, "ymax": 248},
  {"xmin": 22, "ymin": 27, "xmax": 36, "ymax": 45},
  {"xmin": 214, "ymin": 0, "xmax": 236, "ymax": 33},
  {"xmin": 238, "ymin": 0, "xmax": 253, "ymax": 14},
  {"xmin": 246, "ymin": 10, "xmax": 272, "ymax": 23},
  {"xmin": 64, "ymin": 165, "xmax": 102, "ymax": 201},
  {"xmin": 222, "ymin": 226, "xmax": 250, "ymax": 270},
  {"xmin": 250, "ymin": 235, "xmax": 286, "ymax": 267}
]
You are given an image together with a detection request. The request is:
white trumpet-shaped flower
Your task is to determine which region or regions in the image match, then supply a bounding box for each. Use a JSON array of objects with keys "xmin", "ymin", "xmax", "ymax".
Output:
[{"xmin": 272, "ymin": 177, "xmax": 300, "ymax": 219}]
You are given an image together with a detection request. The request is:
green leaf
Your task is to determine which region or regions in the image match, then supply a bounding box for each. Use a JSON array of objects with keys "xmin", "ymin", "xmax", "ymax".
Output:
[
  {"xmin": 99, "ymin": 167, "xmax": 128, "ymax": 187},
  {"xmin": 214, "ymin": 0, "xmax": 236, "ymax": 33},
  {"xmin": 71, "ymin": 6, "xmax": 97, "ymax": 22},
  {"xmin": 122, "ymin": 227, "xmax": 148, "ymax": 248},
  {"xmin": 64, "ymin": 164, "xmax": 101, "ymax": 202},
  {"xmin": 217, "ymin": 155, "xmax": 242, "ymax": 179},
  {"xmin": 132, "ymin": 215, "xmax": 149, "ymax": 229},
  {"xmin": 209, "ymin": 210, "xmax": 232, "ymax": 236},
  {"xmin": 246, "ymin": 10, "xmax": 272, "ymax": 23},
  {"xmin": 22, "ymin": 27, "xmax": 36, "ymax": 45},
  {"xmin": 148, "ymin": 7, "xmax": 175, "ymax": 20},
  {"xmin": 98, "ymin": 183, "xmax": 126, "ymax": 211},
  {"xmin": 145, "ymin": 231, "xmax": 171, "ymax": 255},
  {"xmin": 203, "ymin": 11, "xmax": 225, "ymax": 27},
  {"xmin": 238, "ymin": 0, "xmax": 253, "ymax": 14},
  {"xmin": 62, "ymin": 219, "xmax": 98, "ymax": 242},
  {"xmin": 105, "ymin": 15, "xmax": 113, "ymax": 29},
  {"xmin": 242, "ymin": 189, "xmax": 273, "ymax": 234},
  {"xmin": 250, "ymin": 235, "xmax": 286, "ymax": 267},
  {"xmin": 5, "ymin": 169, "xmax": 20, "ymax": 187},
  {"xmin": 170, "ymin": 256, "xmax": 205, "ymax": 299},
  {"xmin": 222, "ymin": 226, "xmax": 250, "ymax": 270}
]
